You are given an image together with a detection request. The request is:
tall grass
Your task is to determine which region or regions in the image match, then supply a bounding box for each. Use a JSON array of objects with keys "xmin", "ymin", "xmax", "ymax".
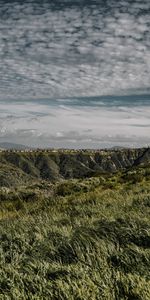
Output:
[{"xmin": 0, "ymin": 169, "xmax": 150, "ymax": 299}]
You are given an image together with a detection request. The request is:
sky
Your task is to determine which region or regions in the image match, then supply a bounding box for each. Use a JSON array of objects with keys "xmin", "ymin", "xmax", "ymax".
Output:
[{"xmin": 0, "ymin": 0, "xmax": 149, "ymax": 148}]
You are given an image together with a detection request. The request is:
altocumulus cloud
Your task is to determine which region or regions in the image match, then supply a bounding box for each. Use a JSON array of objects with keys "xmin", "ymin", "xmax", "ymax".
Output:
[
  {"xmin": 0, "ymin": 0, "xmax": 149, "ymax": 99},
  {"xmin": 0, "ymin": 0, "xmax": 150, "ymax": 148}
]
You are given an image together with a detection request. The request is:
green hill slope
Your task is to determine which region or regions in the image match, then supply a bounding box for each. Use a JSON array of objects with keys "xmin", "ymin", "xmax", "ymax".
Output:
[{"xmin": 0, "ymin": 148, "xmax": 150, "ymax": 299}]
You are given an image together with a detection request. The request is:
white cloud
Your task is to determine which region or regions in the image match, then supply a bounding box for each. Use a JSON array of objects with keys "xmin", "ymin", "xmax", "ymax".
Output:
[
  {"xmin": 0, "ymin": 0, "xmax": 150, "ymax": 99},
  {"xmin": 0, "ymin": 100, "xmax": 149, "ymax": 148},
  {"xmin": 0, "ymin": 1, "xmax": 149, "ymax": 148}
]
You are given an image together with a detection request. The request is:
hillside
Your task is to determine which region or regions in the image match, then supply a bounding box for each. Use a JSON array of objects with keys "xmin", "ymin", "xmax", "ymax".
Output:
[
  {"xmin": 0, "ymin": 148, "xmax": 150, "ymax": 299},
  {"xmin": 0, "ymin": 147, "xmax": 149, "ymax": 187}
]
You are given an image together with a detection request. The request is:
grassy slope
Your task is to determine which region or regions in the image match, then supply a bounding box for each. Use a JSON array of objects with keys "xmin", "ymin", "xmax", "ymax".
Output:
[{"xmin": 0, "ymin": 165, "xmax": 150, "ymax": 300}]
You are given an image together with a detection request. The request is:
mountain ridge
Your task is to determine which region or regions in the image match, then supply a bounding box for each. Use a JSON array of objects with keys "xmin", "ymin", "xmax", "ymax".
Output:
[
  {"xmin": 0, "ymin": 147, "xmax": 149, "ymax": 187},
  {"xmin": 0, "ymin": 142, "xmax": 31, "ymax": 150}
]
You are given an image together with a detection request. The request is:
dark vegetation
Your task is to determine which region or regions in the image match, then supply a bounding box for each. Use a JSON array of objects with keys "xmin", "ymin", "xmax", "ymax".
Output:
[{"xmin": 0, "ymin": 148, "xmax": 150, "ymax": 299}]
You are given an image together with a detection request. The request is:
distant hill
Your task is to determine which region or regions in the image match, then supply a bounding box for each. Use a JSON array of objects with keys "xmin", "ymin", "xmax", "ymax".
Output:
[{"xmin": 0, "ymin": 142, "xmax": 30, "ymax": 150}]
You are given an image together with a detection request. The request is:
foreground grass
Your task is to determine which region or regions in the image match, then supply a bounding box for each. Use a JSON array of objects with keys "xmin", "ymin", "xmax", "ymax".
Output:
[{"xmin": 0, "ymin": 168, "xmax": 150, "ymax": 299}]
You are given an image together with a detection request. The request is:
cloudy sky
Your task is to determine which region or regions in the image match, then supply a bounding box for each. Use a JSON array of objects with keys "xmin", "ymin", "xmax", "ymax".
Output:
[{"xmin": 0, "ymin": 0, "xmax": 150, "ymax": 148}]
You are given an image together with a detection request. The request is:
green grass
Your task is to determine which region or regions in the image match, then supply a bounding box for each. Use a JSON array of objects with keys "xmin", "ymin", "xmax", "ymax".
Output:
[{"xmin": 0, "ymin": 167, "xmax": 150, "ymax": 299}]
